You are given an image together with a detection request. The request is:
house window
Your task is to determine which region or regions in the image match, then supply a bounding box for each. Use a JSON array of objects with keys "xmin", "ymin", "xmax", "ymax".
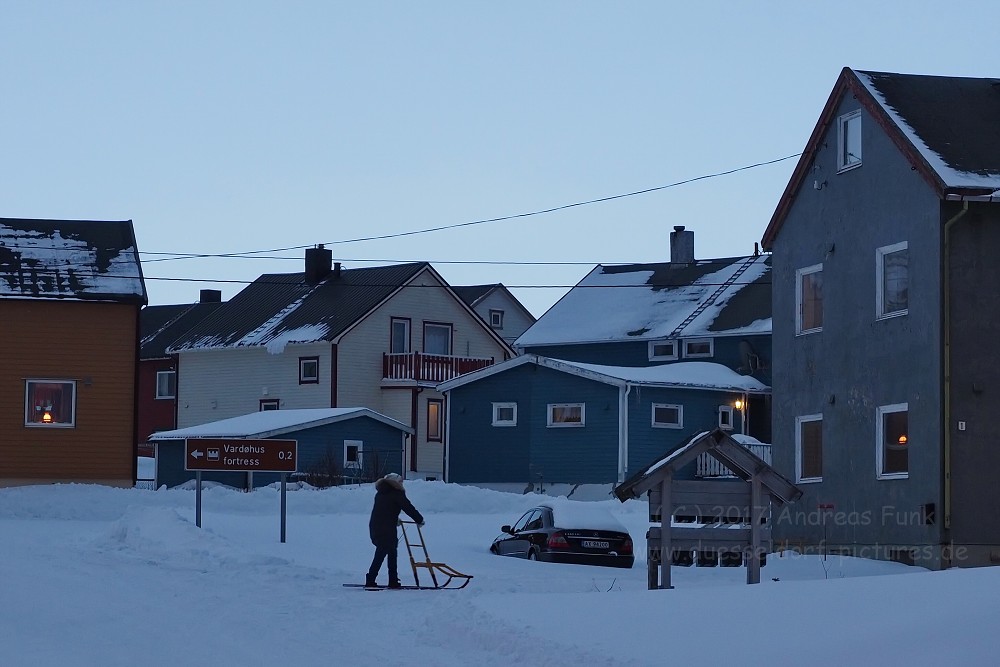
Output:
[
  {"xmin": 492, "ymin": 402, "xmax": 517, "ymax": 426},
  {"xmin": 489, "ymin": 309, "xmax": 504, "ymax": 329},
  {"xmin": 796, "ymin": 264, "xmax": 823, "ymax": 334},
  {"xmin": 652, "ymin": 403, "xmax": 683, "ymax": 429},
  {"xmin": 648, "ymin": 340, "xmax": 677, "ymax": 361},
  {"xmin": 260, "ymin": 399, "xmax": 280, "ymax": 411},
  {"xmin": 155, "ymin": 370, "xmax": 176, "ymax": 399},
  {"xmin": 24, "ymin": 380, "xmax": 76, "ymax": 427},
  {"xmin": 390, "ymin": 318, "xmax": 411, "ymax": 354},
  {"xmin": 718, "ymin": 406, "xmax": 734, "ymax": 430},
  {"xmin": 877, "ymin": 403, "xmax": 908, "ymax": 479},
  {"xmin": 344, "ymin": 440, "xmax": 363, "ymax": 467},
  {"xmin": 424, "ymin": 322, "xmax": 452, "ymax": 355},
  {"xmin": 796, "ymin": 414, "xmax": 823, "ymax": 482},
  {"xmin": 299, "ymin": 356, "xmax": 319, "ymax": 384},
  {"xmin": 427, "ymin": 399, "xmax": 443, "ymax": 442},
  {"xmin": 877, "ymin": 242, "xmax": 908, "ymax": 319},
  {"xmin": 838, "ymin": 110, "xmax": 862, "ymax": 171},
  {"xmin": 547, "ymin": 403, "xmax": 584, "ymax": 427},
  {"xmin": 684, "ymin": 338, "xmax": 713, "ymax": 358}
]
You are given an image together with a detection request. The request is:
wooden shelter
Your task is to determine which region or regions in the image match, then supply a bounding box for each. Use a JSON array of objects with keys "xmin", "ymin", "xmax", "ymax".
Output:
[{"xmin": 614, "ymin": 429, "xmax": 802, "ymax": 588}]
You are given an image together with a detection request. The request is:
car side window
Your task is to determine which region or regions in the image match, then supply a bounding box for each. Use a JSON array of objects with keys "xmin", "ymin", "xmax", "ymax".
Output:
[
  {"xmin": 523, "ymin": 510, "xmax": 544, "ymax": 531},
  {"xmin": 511, "ymin": 511, "xmax": 534, "ymax": 533}
]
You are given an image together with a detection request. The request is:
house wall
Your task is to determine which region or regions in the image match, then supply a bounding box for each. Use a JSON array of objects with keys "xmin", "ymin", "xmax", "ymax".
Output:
[
  {"xmin": 0, "ymin": 300, "xmax": 138, "ymax": 487},
  {"xmin": 472, "ymin": 290, "xmax": 535, "ymax": 345},
  {"xmin": 138, "ymin": 358, "xmax": 176, "ymax": 444},
  {"xmin": 945, "ymin": 200, "xmax": 1000, "ymax": 564},
  {"xmin": 769, "ymin": 93, "xmax": 944, "ymax": 566}
]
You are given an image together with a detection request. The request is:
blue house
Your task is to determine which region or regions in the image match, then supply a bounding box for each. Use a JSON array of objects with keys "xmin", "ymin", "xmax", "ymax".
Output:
[
  {"xmin": 438, "ymin": 354, "xmax": 768, "ymax": 487},
  {"xmin": 761, "ymin": 68, "xmax": 1000, "ymax": 569},
  {"xmin": 151, "ymin": 408, "xmax": 413, "ymax": 489}
]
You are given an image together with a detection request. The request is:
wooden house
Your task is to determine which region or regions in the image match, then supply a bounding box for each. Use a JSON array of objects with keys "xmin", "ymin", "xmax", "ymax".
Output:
[
  {"xmin": 452, "ymin": 283, "xmax": 536, "ymax": 346},
  {"xmin": 0, "ymin": 217, "xmax": 146, "ymax": 487}
]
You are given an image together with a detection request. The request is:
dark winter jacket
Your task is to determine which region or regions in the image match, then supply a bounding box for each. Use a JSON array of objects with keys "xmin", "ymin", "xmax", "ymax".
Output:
[{"xmin": 368, "ymin": 477, "xmax": 424, "ymax": 548}]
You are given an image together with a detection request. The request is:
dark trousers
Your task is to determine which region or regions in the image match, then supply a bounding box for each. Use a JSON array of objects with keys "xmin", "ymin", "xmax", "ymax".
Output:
[{"xmin": 367, "ymin": 540, "xmax": 398, "ymax": 582}]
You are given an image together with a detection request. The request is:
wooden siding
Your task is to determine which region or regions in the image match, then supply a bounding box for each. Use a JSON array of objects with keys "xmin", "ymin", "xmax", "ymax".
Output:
[
  {"xmin": 471, "ymin": 289, "xmax": 535, "ymax": 344},
  {"xmin": 138, "ymin": 358, "xmax": 176, "ymax": 443},
  {"xmin": 1, "ymin": 300, "xmax": 138, "ymax": 485}
]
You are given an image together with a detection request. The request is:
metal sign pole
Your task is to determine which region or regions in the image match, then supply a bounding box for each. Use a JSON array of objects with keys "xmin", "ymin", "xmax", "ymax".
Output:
[
  {"xmin": 196, "ymin": 471, "xmax": 202, "ymax": 528},
  {"xmin": 280, "ymin": 473, "xmax": 288, "ymax": 543}
]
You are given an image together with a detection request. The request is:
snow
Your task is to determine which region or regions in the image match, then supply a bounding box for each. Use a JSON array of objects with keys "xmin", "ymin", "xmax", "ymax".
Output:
[
  {"xmin": 2, "ymin": 478, "xmax": 997, "ymax": 665},
  {"xmin": 149, "ymin": 407, "xmax": 410, "ymax": 440}
]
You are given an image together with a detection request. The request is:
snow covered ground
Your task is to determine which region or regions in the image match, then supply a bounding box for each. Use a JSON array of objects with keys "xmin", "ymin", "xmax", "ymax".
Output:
[{"xmin": 2, "ymin": 470, "xmax": 997, "ymax": 666}]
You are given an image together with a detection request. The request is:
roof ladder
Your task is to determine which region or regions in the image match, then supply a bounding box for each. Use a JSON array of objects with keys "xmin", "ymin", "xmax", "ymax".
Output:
[{"xmin": 667, "ymin": 256, "xmax": 759, "ymax": 339}]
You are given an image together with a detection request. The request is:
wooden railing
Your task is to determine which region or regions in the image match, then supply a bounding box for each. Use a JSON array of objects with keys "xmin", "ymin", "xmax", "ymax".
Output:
[
  {"xmin": 697, "ymin": 442, "xmax": 771, "ymax": 478},
  {"xmin": 383, "ymin": 352, "xmax": 495, "ymax": 383}
]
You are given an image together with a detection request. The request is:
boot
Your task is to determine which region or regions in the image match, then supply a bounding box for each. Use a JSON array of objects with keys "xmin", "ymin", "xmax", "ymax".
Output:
[
  {"xmin": 365, "ymin": 574, "xmax": 378, "ymax": 588},
  {"xmin": 387, "ymin": 579, "xmax": 402, "ymax": 589}
]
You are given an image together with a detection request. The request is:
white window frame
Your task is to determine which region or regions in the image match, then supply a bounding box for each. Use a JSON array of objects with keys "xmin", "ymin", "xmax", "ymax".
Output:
[
  {"xmin": 837, "ymin": 110, "xmax": 862, "ymax": 172},
  {"xmin": 651, "ymin": 403, "xmax": 683, "ymax": 429},
  {"xmin": 423, "ymin": 322, "xmax": 453, "ymax": 356},
  {"xmin": 489, "ymin": 309, "xmax": 504, "ymax": 329},
  {"xmin": 877, "ymin": 402, "xmax": 909, "ymax": 480},
  {"xmin": 344, "ymin": 439, "xmax": 363, "ymax": 468},
  {"xmin": 796, "ymin": 414, "xmax": 823, "ymax": 483},
  {"xmin": 24, "ymin": 379, "xmax": 77, "ymax": 427},
  {"xmin": 492, "ymin": 402, "xmax": 517, "ymax": 426},
  {"xmin": 298, "ymin": 357, "xmax": 319, "ymax": 384},
  {"xmin": 260, "ymin": 399, "xmax": 280, "ymax": 411},
  {"xmin": 155, "ymin": 370, "xmax": 176, "ymax": 399},
  {"xmin": 796, "ymin": 263, "xmax": 824, "ymax": 335},
  {"xmin": 390, "ymin": 317, "xmax": 411, "ymax": 354},
  {"xmin": 547, "ymin": 403, "xmax": 585, "ymax": 428},
  {"xmin": 876, "ymin": 241, "xmax": 909, "ymax": 320},
  {"xmin": 683, "ymin": 338, "xmax": 714, "ymax": 359},
  {"xmin": 718, "ymin": 406, "xmax": 734, "ymax": 430},
  {"xmin": 648, "ymin": 340, "xmax": 678, "ymax": 362}
]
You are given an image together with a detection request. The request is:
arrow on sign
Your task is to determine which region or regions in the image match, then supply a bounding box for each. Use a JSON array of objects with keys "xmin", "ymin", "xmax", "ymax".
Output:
[{"xmin": 191, "ymin": 450, "xmax": 204, "ymax": 459}]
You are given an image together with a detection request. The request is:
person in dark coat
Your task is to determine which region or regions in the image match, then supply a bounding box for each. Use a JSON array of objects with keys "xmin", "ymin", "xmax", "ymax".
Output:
[{"xmin": 366, "ymin": 473, "xmax": 424, "ymax": 588}]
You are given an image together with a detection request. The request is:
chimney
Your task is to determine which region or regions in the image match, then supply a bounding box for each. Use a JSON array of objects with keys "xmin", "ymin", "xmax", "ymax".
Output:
[
  {"xmin": 670, "ymin": 226, "xmax": 694, "ymax": 264},
  {"xmin": 199, "ymin": 289, "xmax": 222, "ymax": 303},
  {"xmin": 334, "ymin": 262, "xmax": 342, "ymax": 279},
  {"xmin": 305, "ymin": 244, "xmax": 333, "ymax": 284}
]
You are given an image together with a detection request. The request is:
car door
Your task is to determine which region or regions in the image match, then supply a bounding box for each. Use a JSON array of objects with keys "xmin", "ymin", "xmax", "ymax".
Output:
[
  {"xmin": 506, "ymin": 509, "xmax": 541, "ymax": 557},
  {"xmin": 496, "ymin": 510, "xmax": 534, "ymax": 556}
]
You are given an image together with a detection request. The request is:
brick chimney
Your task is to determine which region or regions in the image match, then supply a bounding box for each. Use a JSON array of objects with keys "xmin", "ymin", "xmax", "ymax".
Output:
[
  {"xmin": 670, "ymin": 226, "xmax": 694, "ymax": 264},
  {"xmin": 305, "ymin": 244, "xmax": 333, "ymax": 284}
]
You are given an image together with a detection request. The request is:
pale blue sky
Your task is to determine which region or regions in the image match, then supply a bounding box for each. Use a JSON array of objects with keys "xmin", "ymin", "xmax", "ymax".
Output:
[{"xmin": 3, "ymin": 2, "xmax": 998, "ymax": 317}]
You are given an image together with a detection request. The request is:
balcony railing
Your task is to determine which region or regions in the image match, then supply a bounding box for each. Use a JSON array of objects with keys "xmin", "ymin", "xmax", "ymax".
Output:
[
  {"xmin": 697, "ymin": 441, "xmax": 772, "ymax": 478},
  {"xmin": 383, "ymin": 352, "xmax": 495, "ymax": 384}
]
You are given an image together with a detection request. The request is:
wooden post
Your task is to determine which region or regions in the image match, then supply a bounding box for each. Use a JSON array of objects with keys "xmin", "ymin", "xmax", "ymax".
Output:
[
  {"xmin": 747, "ymin": 474, "xmax": 762, "ymax": 584},
  {"xmin": 660, "ymin": 474, "xmax": 673, "ymax": 589}
]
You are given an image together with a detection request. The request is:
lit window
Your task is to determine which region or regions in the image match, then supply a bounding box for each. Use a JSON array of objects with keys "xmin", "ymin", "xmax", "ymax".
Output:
[
  {"xmin": 648, "ymin": 340, "xmax": 677, "ymax": 361},
  {"xmin": 796, "ymin": 264, "xmax": 823, "ymax": 334},
  {"xmin": 299, "ymin": 356, "xmax": 319, "ymax": 384},
  {"xmin": 155, "ymin": 371, "xmax": 176, "ymax": 399},
  {"xmin": 489, "ymin": 309, "xmax": 504, "ymax": 329},
  {"xmin": 492, "ymin": 402, "xmax": 517, "ymax": 426},
  {"xmin": 652, "ymin": 403, "xmax": 683, "ymax": 429},
  {"xmin": 838, "ymin": 111, "xmax": 862, "ymax": 171},
  {"xmin": 427, "ymin": 399, "xmax": 444, "ymax": 441},
  {"xmin": 25, "ymin": 380, "xmax": 76, "ymax": 427},
  {"xmin": 877, "ymin": 242, "xmax": 908, "ymax": 318},
  {"xmin": 684, "ymin": 339, "xmax": 713, "ymax": 358},
  {"xmin": 547, "ymin": 403, "xmax": 584, "ymax": 427},
  {"xmin": 796, "ymin": 414, "xmax": 823, "ymax": 482},
  {"xmin": 877, "ymin": 403, "xmax": 908, "ymax": 479}
]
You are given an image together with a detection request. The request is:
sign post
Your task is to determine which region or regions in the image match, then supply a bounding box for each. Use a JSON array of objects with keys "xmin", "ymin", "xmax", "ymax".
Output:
[{"xmin": 185, "ymin": 438, "xmax": 298, "ymax": 542}]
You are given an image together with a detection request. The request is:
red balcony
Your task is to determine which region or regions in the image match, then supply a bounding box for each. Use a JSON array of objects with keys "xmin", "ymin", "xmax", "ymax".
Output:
[{"xmin": 383, "ymin": 352, "xmax": 495, "ymax": 384}]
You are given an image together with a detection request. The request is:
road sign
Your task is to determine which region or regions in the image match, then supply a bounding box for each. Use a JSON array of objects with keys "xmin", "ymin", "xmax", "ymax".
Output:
[{"xmin": 185, "ymin": 438, "xmax": 297, "ymax": 473}]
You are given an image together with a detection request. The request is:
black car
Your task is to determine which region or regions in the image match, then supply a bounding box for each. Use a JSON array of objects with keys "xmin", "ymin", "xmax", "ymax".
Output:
[{"xmin": 490, "ymin": 502, "xmax": 634, "ymax": 568}]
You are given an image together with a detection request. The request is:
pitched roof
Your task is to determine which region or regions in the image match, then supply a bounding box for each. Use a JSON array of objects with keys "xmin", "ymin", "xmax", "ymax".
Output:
[
  {"xmin": 167, "ymin": 262, "xmax": 429, "ymax": 352},
  {"xmin": 513, "ymin": 255, "xmax": 771, "ymax": 348},
  {"xmin": 0, "ymin": 217, "xmax": 146, "ymax": 303},
  {"xmin": 149, "ymin": 407, "xmax": 413, "ymax": 440},
  {"xmin": 140, "ymin": 302, "xmax": 225, "ymax": 359},
  {"xmin": 451, "ymin": 284, "xmax": 498, "ymax": 307},
  {"xmin": 763, "ymin": 68, "xmax": 1000, "ymax": 249}
]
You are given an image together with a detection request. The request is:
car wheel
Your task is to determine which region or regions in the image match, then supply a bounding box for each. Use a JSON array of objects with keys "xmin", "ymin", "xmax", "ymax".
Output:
[{"xmin": 527, "ymin": 549, "xmax": 538, "ymax": 561}]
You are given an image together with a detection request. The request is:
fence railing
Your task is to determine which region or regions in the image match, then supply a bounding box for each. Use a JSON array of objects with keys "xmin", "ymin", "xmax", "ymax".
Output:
[
  {"xmin": 696, "ymin": 442, "xmax": 772, "ymax": 477},
  {"xmin": 383, "ymin": 352, "xmax": 494, "ymax": 383}
]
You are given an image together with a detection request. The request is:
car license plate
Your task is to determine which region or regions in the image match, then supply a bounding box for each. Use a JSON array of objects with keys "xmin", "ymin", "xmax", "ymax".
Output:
[{"xmin": 582, "ymin": 540, "xmax": 609, "ymax": 549}]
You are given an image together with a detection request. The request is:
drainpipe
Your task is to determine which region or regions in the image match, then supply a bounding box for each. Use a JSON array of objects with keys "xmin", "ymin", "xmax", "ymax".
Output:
[
  {"xmin": 942, "ymin": 200, "xmax": 970, "ymax": 532},
  {"xmin": 618, "ymin": 384, "xmax": 632, "ymax": 483}
]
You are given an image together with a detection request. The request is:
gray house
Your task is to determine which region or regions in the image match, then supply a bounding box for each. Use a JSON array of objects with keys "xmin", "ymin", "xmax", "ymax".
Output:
[
  {"xmin": 452, "ymin": 283, "xmax": 536, "ymax": 346},
  {"xmin": 762, "ymin": 68, "xmax": 1000, "ymax": 569}
]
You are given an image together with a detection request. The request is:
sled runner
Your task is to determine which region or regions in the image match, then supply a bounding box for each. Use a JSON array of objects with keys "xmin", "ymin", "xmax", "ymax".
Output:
[{"xmin": 399, "ymin": 519, "xmax": 473, "ymax": 590}]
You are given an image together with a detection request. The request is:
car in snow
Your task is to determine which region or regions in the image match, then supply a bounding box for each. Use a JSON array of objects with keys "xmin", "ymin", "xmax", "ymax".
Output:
[{"xmin": 490, "ymin": 501, "xmax": 634, "ymax": 568}]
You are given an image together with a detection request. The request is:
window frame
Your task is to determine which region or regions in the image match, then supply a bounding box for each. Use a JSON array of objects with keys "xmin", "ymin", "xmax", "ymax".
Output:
[
  {"xmin": 492, "ymin": 402, "xmax": 517, "ymax": 427},
  {"xmin": 651, "ymin": 403, "xmax": 683, "ymax": 429},
  {"xmin": 837, "ymin": 110, "xmax": 862, "ymax": 172},
  {"xmin": 489, "ymin": 309, "xmax": 504, "ymax": 329},
  {"xmin": 24, "ymin": 379, "xmax": 77, "ymax": 427},
  {"xmin": 796, "ymin": 414, "xmax": 824, "ymax": 483},
  {"xmin": 427, "ymin": 398, "xmax": 444, "ymax": 442},
  {"xmin": 796, "ymin": 263, "xmax": 824, "ymax": 335},
  {"xmin": 423, "ymin": 322, "xmax": 453, "ymax": 356},
  {"xmin": 259, "ymin": 399, "xmax": 280, "ymax": 411},
  {"xmin": 344, "ymin": 439, "xmax": 363, "ymax": 468},
  {"xmin": 390, "ymin": 317, "xmax": 411, "ymax": 354},
  {"xmin": 155, "ymin": 370, "xmax": 176, "ymax": 399},
  {"xmin": 547, "ymin": 403, "xmax": 585, "ymax": 428},
  {"xmin": 298, "ymin": 356, "xmax": 320, "ymax": 385},
  {"xmin": 877, "ymin": 402, "xmax": 909, "ymax": 480},
  {"xmin": 876, "ymin": 241, "xmax": 909, "ymax": 320},
  {"xmin": 718, "ymin": 405, "xmax": 734, "ymax": 431},
  {"xmin": 648, "ymin": 340, "xmax": 678, "ymax": 362},
  {"xmin": 683, "ymin": 338, "xmax": 714, "ymax": 358}
]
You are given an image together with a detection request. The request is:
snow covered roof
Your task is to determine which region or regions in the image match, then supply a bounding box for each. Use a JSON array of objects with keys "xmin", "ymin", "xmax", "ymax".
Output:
[
  {"xmin": 438, "ymin": 354, "xmax": 769, "ymax": 394},
  {"xmin": 0, "ymin": 218, "xmax": 146, "ymax": 303},
  {"xmin": 150, "ymin": 407, "xmax": 413, "ymax": 440},
  {"xmin": 140, "ymin": 301, "xmax": 225, "ymax": 359},
  {"xmin": 514, "ymin": 255, "xmax": 771, "ymax": 348}
]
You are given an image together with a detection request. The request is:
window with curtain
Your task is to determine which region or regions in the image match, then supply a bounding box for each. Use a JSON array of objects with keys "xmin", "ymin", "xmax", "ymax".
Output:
[{"xmin": 25, "ymin": 380, "xmax": 76, "ymax": 427}]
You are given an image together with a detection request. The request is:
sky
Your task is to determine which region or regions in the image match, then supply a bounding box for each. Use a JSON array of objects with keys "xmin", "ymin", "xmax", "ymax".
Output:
[
  {"xmin": 4, "ymin": 476, "xmax": 998, "ymax": 665},
  {"xmin": 3, "ymin": 2, "xmax": 999, "ymax": 318}
]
